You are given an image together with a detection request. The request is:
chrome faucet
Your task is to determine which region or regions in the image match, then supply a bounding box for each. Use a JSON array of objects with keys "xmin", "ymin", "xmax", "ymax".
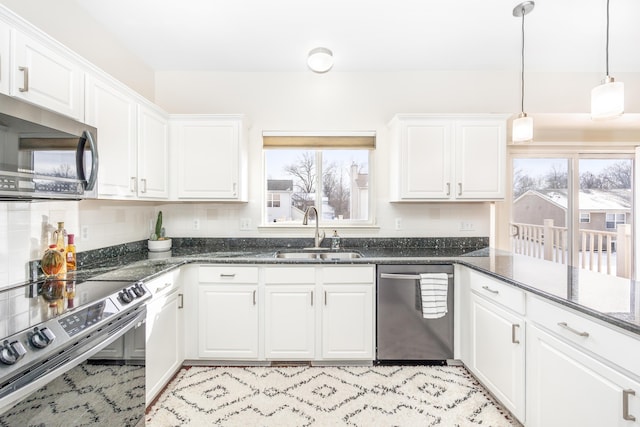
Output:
[{"xmin": 303, "ymin": 206, "xmax": 325, "ymax": 248}]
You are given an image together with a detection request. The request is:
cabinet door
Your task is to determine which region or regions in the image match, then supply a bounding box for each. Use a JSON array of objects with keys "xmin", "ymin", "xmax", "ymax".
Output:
[
  {"xmin": 400, "ymin": 120, "xmax": 452, "ymax": 199},
  {"xmin": 265, "ymin": 285, "xmax": 315, "ymax": 359},
  {"xmin": 85, "ymin": 75, "xmax": 137, "ymax": 199},
  {"xmin": 137, "ymin": 103, "xmax": 169, "ymax": 199},
  {"xmin": 470, "ymin": 293, "xmax": 525, "ymax": 422},
  {"xmin": 321, "ymin": 284, "xmax": 373, "ymax": 360},
  {"xmin": 198, "ymin": 284, "xmax": 258, "ymax": 359},
  {"xmin": 146, "ymin": 288, "xmax": 182, "ymax": 405},
  {"xmin": 455, "ymin": 119, "xmax": 506, "ymax": 199},
  {"xmin": 12, "ymin": 30, "xmax": 83, "ymax": 120},
  {"xmin": 527, "ymin": 323, "xmax": 640, "ymax": 427},
  {"xmin": 0, "ymin": 20, "xmax": 9, "ymax": 95},
  {"xmin": 175, "ymin": 119, "xmax": 242, "ymax": 199}
]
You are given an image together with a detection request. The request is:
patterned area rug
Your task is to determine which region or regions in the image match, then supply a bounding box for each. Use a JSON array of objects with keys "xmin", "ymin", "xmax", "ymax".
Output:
[{"xmin": 146, "ymin": 365, "xmax": 518, "ymax": 426}]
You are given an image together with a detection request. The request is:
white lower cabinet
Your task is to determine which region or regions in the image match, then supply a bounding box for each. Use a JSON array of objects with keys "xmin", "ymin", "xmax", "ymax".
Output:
[
  {"xmin": 197, "ymin": 266, "xmax": 260, "ymax": 359},
  {"xmin": 527, "ymin": 323, "xmax": 640, "ymax": 427},
  {"xmin": 198, "ymin": 284, "xmax": 259, "ymax": 359},
  {"xmin": 469, "ymin": 293, "xmax": 525, "ymax": 422},
  {"xmin": 145, "ymin": 271, "xmax": 183, "ymax": 405}
]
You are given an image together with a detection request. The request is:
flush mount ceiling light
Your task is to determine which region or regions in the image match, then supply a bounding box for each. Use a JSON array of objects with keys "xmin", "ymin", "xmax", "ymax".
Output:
[
  {"xmin": 512, "ymin": 1, "xmax": 535, "ymax": 144},
  {"xmin": 307, "ymin": 47, "xmax": 333, "ymax": 73},
  {"xmin": 591, "ymin": 0, "xmax": 624, "ymax": 120}
]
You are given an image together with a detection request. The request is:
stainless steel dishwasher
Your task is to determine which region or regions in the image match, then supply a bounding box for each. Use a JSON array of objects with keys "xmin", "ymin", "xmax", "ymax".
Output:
[{"xmin": 376, "ymin": 264, "xmax": 454, "ymax": 364}]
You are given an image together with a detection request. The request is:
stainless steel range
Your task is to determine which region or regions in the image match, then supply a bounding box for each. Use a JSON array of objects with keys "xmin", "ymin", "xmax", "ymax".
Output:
[{"xmin": 0, "ymin": 278, "xmax": 150, "ymax": 426}]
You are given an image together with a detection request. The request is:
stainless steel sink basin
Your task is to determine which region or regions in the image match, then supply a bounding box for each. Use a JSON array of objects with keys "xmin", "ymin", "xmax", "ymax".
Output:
[{"xmin": 274, "ymin": 251, "xmax": 362, "ymax": 260}]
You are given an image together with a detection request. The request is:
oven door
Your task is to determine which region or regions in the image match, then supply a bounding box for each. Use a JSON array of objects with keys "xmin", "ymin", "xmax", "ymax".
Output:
[{"xmin": 0, "ymin": 307, "xmax": 145, "ymax": 426}]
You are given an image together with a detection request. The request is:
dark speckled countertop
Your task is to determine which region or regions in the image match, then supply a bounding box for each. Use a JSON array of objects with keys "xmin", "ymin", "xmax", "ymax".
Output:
[{"xmin": 18, "ymin": 237, "xmax": 640, "ymax": 336}]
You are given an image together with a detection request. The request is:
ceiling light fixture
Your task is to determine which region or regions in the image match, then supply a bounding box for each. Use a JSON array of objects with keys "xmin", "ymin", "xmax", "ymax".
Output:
[
  {"xmin": 307, "ymin": 47, "xmax": 333, "ymax": 73},
  {"xmin": 512, "ymin": 1, "xmax": 535, "ymax": 143},
  {"xmin": 591, "ymin": 0, "xmax": 624, "ymax": 120}
]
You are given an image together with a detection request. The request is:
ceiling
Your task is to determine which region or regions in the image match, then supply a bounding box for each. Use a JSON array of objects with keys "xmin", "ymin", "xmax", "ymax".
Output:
[{"xmin": 74, "ymin": 0, "xmax": 640, "ymax": 73}]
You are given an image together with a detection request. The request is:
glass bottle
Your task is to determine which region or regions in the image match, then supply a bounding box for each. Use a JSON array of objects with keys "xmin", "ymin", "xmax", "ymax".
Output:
[
  {"xmin": 65, "ymin": 233, "xmax": 77, "ymax": 271},
  {"xmin": 52, "ymin": 222, "xmax": 67, "ymax": 250}
]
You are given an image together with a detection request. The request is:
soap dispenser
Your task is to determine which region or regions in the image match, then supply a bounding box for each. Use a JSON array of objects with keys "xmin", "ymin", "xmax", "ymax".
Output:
[{"xmin": 331, "ymin": 230, "xmax": 341, "ymax": 250}]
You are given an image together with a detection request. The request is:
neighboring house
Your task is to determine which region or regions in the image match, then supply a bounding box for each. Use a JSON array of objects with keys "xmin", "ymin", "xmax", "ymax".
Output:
[
  {"xmin": 350, "ymin": 163, "xmax": 369, "ymax": 221},
  {"xmin": 513, "ymin": 189, "xmax": 632, "ymax": 232},
  {"xmin": 266, "ymin": 179, "xmax": 293, "ymax": 222}
]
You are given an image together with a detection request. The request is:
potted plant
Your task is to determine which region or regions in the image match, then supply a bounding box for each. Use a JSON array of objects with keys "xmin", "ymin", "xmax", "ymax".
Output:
[{"xmin": 148, "ymin": 211, "xmax": 172, "ymax": 252}]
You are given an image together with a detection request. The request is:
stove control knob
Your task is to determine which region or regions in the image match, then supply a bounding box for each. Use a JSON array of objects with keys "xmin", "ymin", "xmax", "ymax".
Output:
[
  {"xmin": 0, "ymin": 340, "xmax": 27, "ymax": 365},
  {"xmin": 29, "ymin": 327, "xmax": 56, "ymax": 349},
  {"xmin": 131, "ymin": 283, "xmax": 145, "ymax": 298},
  {"xmin": 119, "ymin": 290, "xmax": 134, "ymax": 304}
]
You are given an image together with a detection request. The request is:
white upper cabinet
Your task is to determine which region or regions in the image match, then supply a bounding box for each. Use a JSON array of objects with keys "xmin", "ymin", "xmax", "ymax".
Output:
[
  {"xmin": 0, "ymin": 19, "xmax": 9, "ymax": 95},
  {"xmin": 389, "ymin": 114, "xmax": 508, "ymax": 201},
  {"xmin": 171, "ymin": 115, "xmax": 248, "ymax": 201},
  {"xmin": 86, "ymin": 75, "xmax": 169, "ymax": 200},
  {"xmin": 137, "ymin": 103, "xmax": 169, "ymax": 199},
  {"xmin": 85, "ymin": 75, "xmax": 138, "ymax": 199},
  {"xmin": 11, "ymin": 29, "xmax": 84, "ymax": 121}
]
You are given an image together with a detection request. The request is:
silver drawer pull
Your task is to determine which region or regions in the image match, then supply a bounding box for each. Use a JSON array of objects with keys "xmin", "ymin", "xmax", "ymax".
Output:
[
  {"xmin": 220, "ymin": 273, "xmax": 236, "ymax": 278},
  {"xmin": 458, "ymin": 182, "xmax": 462, "ymax": 196},
  {"xmin": 511, "ymin": 324, "xmax": 520, "ymax": 344},
  {"xmin": 178, "ymin": 293, "xmax": 184, "ymax": 309},
  {"xmin": 19, "ymin": 66, "xmax": 29, "ymax": 92},
  {"xmin": 482, "ymin": 285, "xmax": 499, "ymax": 295},
  {"xmin": 623, "ymin": 389, "xmax": 636, "ymax": 421},
  {"xmin": 252, "ymin": 290, "xmax": 256, "ymax": 306},
  {"xmin": 446, "ymin": 182, "xmax": 451, "ymax": 196},
  {"xmin": 557, "ymin": 322, "xmax": 589, "ymax": 337}
]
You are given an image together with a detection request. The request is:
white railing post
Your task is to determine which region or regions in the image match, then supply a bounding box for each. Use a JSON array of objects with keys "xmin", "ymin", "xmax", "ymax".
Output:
[
  {"xmin": 617, "ymin": 224, "xmax": 632, "ymax": 279},
  {"xmin": 543, "ymin": 219, "xmax": 554, "ymax": 261}
]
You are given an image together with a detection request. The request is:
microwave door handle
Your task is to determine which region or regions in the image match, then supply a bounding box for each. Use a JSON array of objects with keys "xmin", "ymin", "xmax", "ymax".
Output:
[{"xmin": 76, "ymin": 130, "xmax": 99, "ymax": 191}]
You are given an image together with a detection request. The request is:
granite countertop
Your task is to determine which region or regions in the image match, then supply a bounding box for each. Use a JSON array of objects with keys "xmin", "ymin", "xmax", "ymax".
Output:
[{"xmin": 20, "ymin": 237, "xmax": 640, "ymax": 336}]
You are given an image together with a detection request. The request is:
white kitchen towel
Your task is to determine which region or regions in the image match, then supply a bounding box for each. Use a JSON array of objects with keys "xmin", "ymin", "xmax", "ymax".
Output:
[{"xmin": 419, "ymin": 273, "xmax": 449, "ymax": 319}]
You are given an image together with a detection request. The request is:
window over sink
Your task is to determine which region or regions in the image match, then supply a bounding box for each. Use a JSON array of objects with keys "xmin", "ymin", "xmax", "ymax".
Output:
[{"xmin": 262, "ymin": 132, "xmax": 374, "ymax": 226}]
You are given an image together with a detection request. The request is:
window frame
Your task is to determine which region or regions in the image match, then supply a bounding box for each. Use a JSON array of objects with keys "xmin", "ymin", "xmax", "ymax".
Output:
[{"xmin": 261, "ymin": 132, "xmax": 376, "ymax": 228}]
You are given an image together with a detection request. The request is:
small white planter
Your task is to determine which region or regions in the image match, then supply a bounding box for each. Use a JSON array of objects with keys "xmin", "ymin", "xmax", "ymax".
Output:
[{"xmin": 148, "ymin": 238, "xmax": 172, "ymax": 252}]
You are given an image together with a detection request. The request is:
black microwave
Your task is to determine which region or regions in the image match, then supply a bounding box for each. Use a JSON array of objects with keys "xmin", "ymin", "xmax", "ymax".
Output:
[{"xmin": 0, "ymin": 93, "xmax": 98, "ymax": 200}]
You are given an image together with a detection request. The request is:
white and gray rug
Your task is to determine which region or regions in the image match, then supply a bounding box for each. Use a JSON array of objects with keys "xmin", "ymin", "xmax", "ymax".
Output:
[{"xmin": 146, "ymin": 365, "xmax": 518, "ymax": 426}]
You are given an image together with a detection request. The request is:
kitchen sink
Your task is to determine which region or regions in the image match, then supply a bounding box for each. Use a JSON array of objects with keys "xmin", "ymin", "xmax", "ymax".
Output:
[{"xmin": 274, "ymin": 251, "xmax": 362, "ymax": 260}]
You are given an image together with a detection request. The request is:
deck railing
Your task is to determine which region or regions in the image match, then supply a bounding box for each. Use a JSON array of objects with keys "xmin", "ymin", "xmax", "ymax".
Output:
[{"xmin": 511, "ymin": 220, "xmax": 631, "ymax": 278}]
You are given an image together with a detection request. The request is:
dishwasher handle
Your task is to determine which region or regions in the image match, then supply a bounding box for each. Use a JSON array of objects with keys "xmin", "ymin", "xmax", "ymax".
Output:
[{"xmin": 380, "ymin": 273, "xmax": 453, "ymax": 280}]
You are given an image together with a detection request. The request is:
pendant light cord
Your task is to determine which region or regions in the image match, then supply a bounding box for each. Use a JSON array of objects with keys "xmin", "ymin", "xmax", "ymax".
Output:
[
  {"xmin": 520, "ymin": 6, "xmax": 526, "ymax": 114},
  {"xmin": 605, "ymin": 0, "xmax": 610, "ymax": 77}
]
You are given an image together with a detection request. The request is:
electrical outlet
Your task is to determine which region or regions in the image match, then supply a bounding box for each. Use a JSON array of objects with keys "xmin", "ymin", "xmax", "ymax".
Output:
[
  {"xmin": 240, "ymin": 218, "xmax": 251, "ymax": 230},
  {"xmin": 395, "ymin": 218, "xmax": 402, "ymax": 230},
  {"xmin": 193, "ymin": 219, "xmax": 200, "ymax": 230},
  {"xmin": 459, "ymin": 221, "xmax": 475, "ymax": 231},
  {"xmin": 81, "ymin": 226, "xmax": 89, "ymax": 240}
]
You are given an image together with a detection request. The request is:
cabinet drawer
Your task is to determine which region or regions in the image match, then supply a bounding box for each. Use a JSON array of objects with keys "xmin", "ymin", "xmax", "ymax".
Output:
[
  {"xmin": 323, "ymin": 266, "xmax": 374, "ymax": 284},
  {"xmin": 265, "ymin": 267, "xmax": 315, "ymax": 284},
  {"xmin": 528, "ymin": 295, "xmax": 640, "ymax": 377},
  {"xmin": 199, "ymin": 266, "xmax": 258, "ymax": 283},
  {"xmin": 145, "ymin": 271, "xmax": 178, "ymax": 298},
  {"xmin": 469, "ymin": 269, "xmax": 525, "ymax": 315}
]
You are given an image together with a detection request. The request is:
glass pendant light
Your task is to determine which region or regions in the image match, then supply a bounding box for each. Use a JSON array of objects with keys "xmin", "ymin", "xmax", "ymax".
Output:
[
  {"xmin": 591, "ymin": 0, "xmax": 624, "ymax": 120},
  {"xmin": 512, "ymin": 1, "xmax": 535, "ymax": 143},
  {"xmin": 307, "ymin": 47, "xmax": 333, "ymax": 73}
]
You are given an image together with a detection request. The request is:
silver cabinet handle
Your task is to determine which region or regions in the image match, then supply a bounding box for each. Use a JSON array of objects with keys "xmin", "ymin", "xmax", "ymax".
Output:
[
  {"xmin": 511, "ymin": 324, "xmax": 520, "ymax": 344},
  {"xmin": 324, "ymin": 291, "xmax": 327, "ymax": 306},
  {"xmin": 310, "ymin": 291, "xmax": 314, "ymax": 306},
  {"xmin": 155, "ymin": 282, "xmax": 172, "ymax": 293},
  {"xmin": 623, "ymin": 389, "xmax": 636, "ymax": 421},
  {"xmin": 557, "ymin": 322, "xmax": 589, "ymax": 337},
  {"xmin": 140, "ymin": 178, "xmax": 147, "ymax": 193},
  {"xmin": 458, "ymin": 182, "xmax": 462, "ymax": 196},
  {"xmin": 446, "ymin": 182, "xmax": 451, "ymax": 196},
  {"xmin": 482, "ymin": 285, "xmax": 499, "ymax": 295},
  {"xmin": 178, "ymin": 293, "xmax": 184, "ymax": 309},
  {"xmin": 18, "ymin": 66, "xmax": 29, "ymax": 92},
  {"xmin": 252, "ymin": 290, "xmax": 256, "ymax": 306},
  {"xmin": 130, "ymin": 177, "xmax": 137, "ymax": 193},
  {"xmin": 232, "ymin": 182, "xmax": 237, "ymax": 196},
  {"xmin": 220, "ymin": 273, "xmax": 236, "ymax": 278}
]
